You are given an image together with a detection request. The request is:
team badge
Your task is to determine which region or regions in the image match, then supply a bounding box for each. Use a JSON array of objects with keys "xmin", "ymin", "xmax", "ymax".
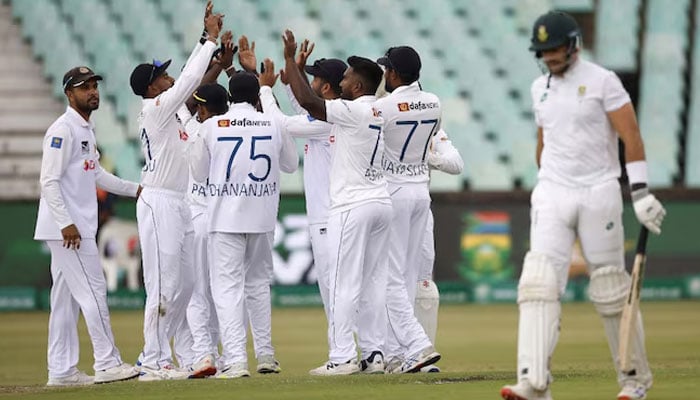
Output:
[
  {"xmin": 218, "ymin": 119, "xmax": 230, "ymax": 127},
  {"xmin": 398, "ymin": 102, "xmax": 410, "ymax": 112},
  {"xmin": 179, "ymin": 129, "xmax": 188, "ymax": 141},
  {"xmin": 537, "ymin": 25, "xmax": 548, "ymax": 42},
  {"xmin": 578, "ymin": 85, "xmax": 586, "ymax": 97},
  {"xmin": 81, "ymin": 141, "xmax": 89, "ymax": 154},
  {"xmin": 79, "ymin": 67, "xmax": 89, "ymax": 74},
  {"xmin": 50, "ymin": 137, "xmax": 63, "ymax": 149}
]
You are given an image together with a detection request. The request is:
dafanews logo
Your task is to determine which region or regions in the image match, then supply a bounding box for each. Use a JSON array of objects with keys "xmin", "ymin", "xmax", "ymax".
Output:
[
  {"xmin": 230, "ymin": 118, "xmax": 272, "ymax": 127},
  {"xmin": 397, "ymin": 101, "xmax": 439, "ymax": 112},
  {"xmin": 218, "ymin": 119, "xmax": 230, "ymax": 127}
]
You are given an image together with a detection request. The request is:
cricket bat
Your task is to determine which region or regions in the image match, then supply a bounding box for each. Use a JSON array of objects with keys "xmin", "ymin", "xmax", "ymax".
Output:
[{"xmin": 618, "ymin": 226, "xmax": 649, "ymax": 373}]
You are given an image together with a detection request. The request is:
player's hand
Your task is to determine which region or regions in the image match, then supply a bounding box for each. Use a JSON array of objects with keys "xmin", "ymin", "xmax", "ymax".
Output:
[
  {"xmin": 279, "ymin": 69, "xmax": 288, "ymax": 85},
  {"xmin": 205, "ymin": 12, "xmax": 223, "ymax": 41},
  {"xmin": 259, "ymin": 58, "xmax": 278, "ymax": 88},
  {"xmin": 632, "ymin": 189, "xmax": 666, "ymax": 235},
  {"xmin": 136, "ymin": 185, "xmax": 143, "ymax": 200},
  {"xmin": 203, "ymin": 0, "xmax": 213, "ymax": 29},
  {"xmin": 61, "ymin": 224, "xmax": 81, "ymax": 250},
  {"xmin": 296, "ymin": 39, "xmax": 315, "ymax": 71},
  {"xmin": 238, "ymin": 35, "xmax": 257, "ymax": 73},
  {"xmin": 282, "ymin": 30, "xmax": 297, "ymax": 61},
  {"xmin": 219, "ymin": 30, "xmax": 237, "ymax": 70}
]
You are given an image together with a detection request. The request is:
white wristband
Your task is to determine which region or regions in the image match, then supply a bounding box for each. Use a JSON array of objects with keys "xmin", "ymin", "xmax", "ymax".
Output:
[{"xmin": 625, "ymin": 160, "xmax": 648, "ymax": 185}]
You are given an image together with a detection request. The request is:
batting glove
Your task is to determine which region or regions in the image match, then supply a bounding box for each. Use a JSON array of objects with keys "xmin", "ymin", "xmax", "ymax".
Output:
[{"xmin": 632, "ymin": 187, "xmax": 666, "ymax": 235}]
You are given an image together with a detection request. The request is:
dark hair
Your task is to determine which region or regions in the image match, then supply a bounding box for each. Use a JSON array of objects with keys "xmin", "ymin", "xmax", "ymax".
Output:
[{"xmin": 347, "ymin": 56, "xmax": 382, "ymax": 94}]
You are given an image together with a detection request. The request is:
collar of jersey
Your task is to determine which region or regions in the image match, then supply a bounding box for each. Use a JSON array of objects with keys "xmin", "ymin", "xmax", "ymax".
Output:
[
  {"xmin": 229, "ymin": 102, "xmax": 257, "ymax": 111},
  {"xmin": 389, "ymin": 81, "xmax": 420, "ymax": 95},
  {"xmin": 354, "ymin": 95, "xmax": 377, "ymax": 103},
  {"xmin": 552, "ymin": 57, "xmax": 583, "ymax": 82},
  {"xmin": 65, "ymin": 106, "xmax": 93, "ymax": 128}
]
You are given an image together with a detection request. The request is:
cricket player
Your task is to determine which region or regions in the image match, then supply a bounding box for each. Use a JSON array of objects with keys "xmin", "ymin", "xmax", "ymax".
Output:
[
  {"xmin": 500, "ymin": 11, "xmax": 666, "ymax": 400},
  {"xmin": 259, "ymin": 52, "xmax": 347, "ymax": 334},
  {"xmin": 35, "ymin": 66, "xmax": 141, "ymax": 386},
  {"xmin": 414, "ymin": 128, "xmax": 465, "ymax": 373},
  {"xmin": 374, "ymin": 46, "xmax": 441, "ymax": 374},
  {"xmin": 129, "ymin": 5, "xmax": 222, "ymax": 380},
  {"xmin": 190, "ymin": 71, "xmax": 298, "ymax": 379},
  {"xmin": 282, "ymin": 30, "xmax": 392, "ymax": 376}
]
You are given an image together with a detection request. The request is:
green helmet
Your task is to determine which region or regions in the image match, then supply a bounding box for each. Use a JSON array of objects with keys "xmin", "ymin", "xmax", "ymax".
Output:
[{"xmin": 529, "ymin": 11, "xmax": 581, "ymax": 53}]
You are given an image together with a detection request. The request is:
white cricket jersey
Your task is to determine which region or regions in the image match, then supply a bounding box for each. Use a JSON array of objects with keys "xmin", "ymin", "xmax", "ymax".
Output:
[
  {"xmin": 374, "ymin": 82, "xmax": 441, "ymax": 185},
  {"xmin": 190, "ymin": 103, "xmax": 299, "ymax": 233},
  {"xmin": 35, "ymin": 107, "xmax": 139, "ymax": 241},
  {"xmin": 184, "ymin": 113, "xmax": 208, "ymax": 214},
  {"xmin": 259, "ymin": 85, "xmax": 331, "ymax": 225},
  {"xmin": 325, "ymin": 96, "xmax": 390, "ymax": 212},
  {"xmin": 137, "ymin": 41, "xmax": 217, "ymax": 192},
  {"xmin": 531, "ymin": 59, "xmax": 631, "ymax": 187},
  {"xmin": 427, "ymin": 129, "xmax": 464, "ymax": 175}
]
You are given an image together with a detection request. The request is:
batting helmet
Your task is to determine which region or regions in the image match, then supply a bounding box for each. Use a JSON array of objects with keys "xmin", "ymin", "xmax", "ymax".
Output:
[{"xmin": 529, "ymin": 11, "xmax": 581, "ymax": 54}]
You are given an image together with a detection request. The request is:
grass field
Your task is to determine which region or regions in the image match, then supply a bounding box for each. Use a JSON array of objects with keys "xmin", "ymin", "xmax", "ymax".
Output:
[{"xmin": 0, "ymin": 302, "xmax": 698, "ymax": 399}]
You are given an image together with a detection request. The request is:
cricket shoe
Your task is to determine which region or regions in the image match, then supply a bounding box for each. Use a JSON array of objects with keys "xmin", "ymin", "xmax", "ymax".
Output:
[
  {"xmin": 188, "ymin": 354, "xmax": 217, "ymax": 379},
  {"xmin": 95, "ymin": 363, "xmax": 140, "ymax": 384},
  {"xmin": 256, "ymin": 355, "xmax": 281, "ymax": 374},
  {"xmin": 47, "ymin": 370, "xmax": 94, "ymax": 387},
  {"xmin": 394, "ymin": 346, "xmax": 441, "ymax": 374},
  {"xmin": 617, "ymin": 381, "xmax": 648, "ymax": 400},
  {"xmin": 309, "ymin": 359, "xmax": 360, "ymax": 376},
  {"xmin": 500, "ymin": 380, "xmax": 552, "ymax": 400},
  {"xmin": 360, "ymin": 351, "xmax": 385, "ymax": 374},
  {"xmin": 384, "ymin": 356, "xmax": 403, "ymax": 374},
  {"xmin": 420, "ymin": 364, "xmax": 440, "ymax": 373},
  {"xmin": 217, "ymin": 362, "xmax": 250, "ymax": 379},
  {"xmin": 138, "ymin": 364, "xmax": 189, "ymax": 381}
]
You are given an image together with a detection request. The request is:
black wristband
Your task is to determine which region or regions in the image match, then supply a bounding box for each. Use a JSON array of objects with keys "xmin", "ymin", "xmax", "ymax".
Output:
[
  {"xmin": 630, "ymin": 182, "xmax": 648, "ymax": 192},
  {"xmin": 199, "ymin": 29, "xmax": 208, "ymax": 45}
]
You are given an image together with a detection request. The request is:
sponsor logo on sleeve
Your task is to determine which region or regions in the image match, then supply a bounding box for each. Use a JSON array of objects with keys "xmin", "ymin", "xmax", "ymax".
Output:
[
  {"xmin": 398, "ymin": 102, "xmax": 410, "ymax": 112},
  {"xmin": 218, "ymin": 119, "xmax": 230, "ymax": 127},
  {"xmin": 50, "ymin": 137, "xmax": 63, "ymax": 149},
  {"xmin": 83, "ymin": 159, "xmax": 96, "ymax": 171},
  {"xmin": 81, "ymin": 141, "xmax": 89, "ymax": 154}
]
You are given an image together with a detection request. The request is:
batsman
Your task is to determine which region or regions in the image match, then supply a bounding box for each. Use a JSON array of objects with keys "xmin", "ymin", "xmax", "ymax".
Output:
[{"xmin": 500, "ymin": 11, "xmax": 666, "ymax": 400}]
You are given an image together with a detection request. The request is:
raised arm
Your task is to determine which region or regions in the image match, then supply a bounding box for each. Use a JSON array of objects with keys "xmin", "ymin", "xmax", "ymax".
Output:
[
  {"xmin": 427, "ymin": 129, "xmax": 464, "ymax": 175},
  {"xmin": 282, "ymin": 30, "xmax": 326, "ymax": 121}
]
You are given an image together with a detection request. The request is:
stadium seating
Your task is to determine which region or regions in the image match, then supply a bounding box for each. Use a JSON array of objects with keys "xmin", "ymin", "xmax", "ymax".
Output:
[{"xmin": 5, "ymin": 0, "xmax": 696, "ymax": 194}]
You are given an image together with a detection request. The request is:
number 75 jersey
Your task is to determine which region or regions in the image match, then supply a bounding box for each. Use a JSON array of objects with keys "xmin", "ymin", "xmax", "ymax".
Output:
[
  {"xmin": 373, "ymin": 82, "xmax": 441, "ymax": 185},
  {"xmin": 189, "ymin": 103, "xmax": 299, "ymax": 233}
]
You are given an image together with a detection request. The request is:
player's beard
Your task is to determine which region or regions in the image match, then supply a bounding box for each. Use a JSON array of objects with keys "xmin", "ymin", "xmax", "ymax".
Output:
[{"xmin": 79, "ymin": 95, "xmax": 100, "ymax": 113}]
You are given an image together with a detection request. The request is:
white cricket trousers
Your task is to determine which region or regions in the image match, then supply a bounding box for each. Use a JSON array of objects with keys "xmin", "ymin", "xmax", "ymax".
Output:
[
  {"xmin": 136, "ymin": 187, "xmax": 194, "ymax": 369},
  {"xmin": 46, "ymin": 240, "xmax": 123, "ymax": 378},
  {"xmin": 210, "ymin": 232, "xmax": 275, "ymax": 367},
  {"xmin": 309, "ymin": 222, "xmax": 331, "ymax": 322},
  {"xmin": 384, "ymin": 183, "xmax": 433, "ymax": 360},
  {"xmin": 187, "ymin": 209, "xmax": 219, "ymax": 362},
  {"xmin": 417, "ymin": 211, "xmax": 435, "ymax": 282},
  {"xmin": 327, "ymin": 201, "xmax": 391, "ymax": 363}
]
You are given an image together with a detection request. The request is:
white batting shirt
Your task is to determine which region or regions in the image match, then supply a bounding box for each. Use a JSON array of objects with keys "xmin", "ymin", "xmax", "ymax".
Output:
[
  {"xmin": 35, "ymin": 107, "xmax": 139, "ymax": 241},
  {"xmin": 190, "ymin": 103, "xmax": 299, "ymax": 233},
  {"xmin": 374, "ymin": 82, "xmax": 441, "ymax": 185},
  {"xmin": 325, "ymin": 96, "xmax": 390, "ymax": 212},
  {"xmin": 259, "ymin": 85, "xmax": 331, "ymax": 225},
  {"xmin": 137, "ymin": 40, "xmax": 217, "ymax": 192},
  {"xmin": 180, "ymin": 110, "xmax": 208, "ymax": 214},
  {"xmin": 531, "ymin": 59, "xmax": 631, "ymax": 187}
]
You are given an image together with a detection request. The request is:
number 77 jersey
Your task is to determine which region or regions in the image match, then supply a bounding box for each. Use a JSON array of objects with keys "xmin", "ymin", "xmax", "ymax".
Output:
[
  {"xmin": 190, "ymin": 103, "xmax": 299, "ymax": 233},
  {"xmin": 373, "ymin": 82, "xmax": 441, "ymax": 185}
]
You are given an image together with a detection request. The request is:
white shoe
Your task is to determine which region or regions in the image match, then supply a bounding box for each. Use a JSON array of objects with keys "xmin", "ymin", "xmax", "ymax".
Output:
[
  {"xmin": 420, "ymin": 364, "xmax": 440, "ymax": 373},
  {"xmin": 47, "ymin": 370, "xmax": 94, "ymax": 387},
  {"xmin": 395, "ymin": 346, "xmax": 441, "ymax": 374},
  {"xmin": 189, "ymin": 354, "xmax": 217, "ymax": 379},
  {"xmin": 256, "ymin": 355, "xmax": 281, "ymax": 374},
  {"xmin": 617, "ymin": 381, "xmax": 648, "ymax": 400},
  {"xmin": 138, "ymin": 364, "xmax": 189, "ymax": 381},
  {"xmin": 385, "ymin": 356, "xmax": 403, "ymax": 374},
  {"xmin": 217, "ymin": 362, "xmax": 250, "ymax": 379},
  {"xmin": 360, "ymin": 351, "xmax": 385, "ymax": 374},
  {"xmin": 500, "ymin": 380, "xmax": 552, "ymax": 400},
  {"xmin": 94, "ymin": 363, "xmax": 140, "ymax": 384},
  {"xmin": 309, "ymin": 359, "xmax": 360, "ymax": 376}
]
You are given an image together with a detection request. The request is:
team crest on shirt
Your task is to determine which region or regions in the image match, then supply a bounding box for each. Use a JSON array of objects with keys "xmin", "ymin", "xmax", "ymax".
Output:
[
  {"xmin": 329, "ymin": 135, "xmax": 335, "ymax": 143},
  {"xmin": 578, "ymin": 85, "xmax": 586, "ymax": 97},
  {"xmin": 372, "ymin": 107, "xmax": 380, "ymax": 117},
  {"xmin": 50, "ymin": 137, "xmax": 63, "ymax": 149},
  {"xmin": 83, "ymin": 159, "xmax": 96, "ymax": 171},
  {"xmin": 398, "ymin": 102, "xmax": 410, "ymax": 112},
  {"xmin": 81, "ymin": 141, "xmax": 89, "ymax": 154},
  {"xmin": 179, "ymin": 129, "xmax": 188, "ymax": 141}
]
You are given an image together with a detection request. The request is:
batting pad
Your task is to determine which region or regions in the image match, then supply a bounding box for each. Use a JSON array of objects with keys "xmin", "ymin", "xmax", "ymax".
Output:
[
  {"xmin": 414, "ymin": 279, "xmax": 439, "ymax": 344},
  {"xmin": 589, "ymin": 266, "xmax": 652, "ymax": 388},
  {"xmin": 516, "ymin": 252, "xmax": 560, "ymax": 391}
]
